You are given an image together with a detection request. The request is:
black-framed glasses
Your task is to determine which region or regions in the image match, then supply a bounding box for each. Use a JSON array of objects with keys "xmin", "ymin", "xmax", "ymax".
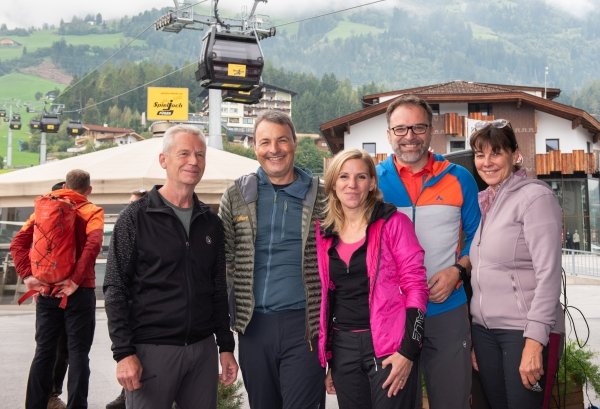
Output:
[
  {"xmin": 473, "ymin": 119, "xmax": 511, "ymax": 131},
  {"xmin": 388, "ymin": 124, "xmax": 429, "ymax": 136}
]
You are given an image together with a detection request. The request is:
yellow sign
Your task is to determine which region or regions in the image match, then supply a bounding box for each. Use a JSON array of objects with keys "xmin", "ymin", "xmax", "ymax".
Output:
[
  {"xmin": 227, "ymin": 64, "xmax": 247, "ymax": 77},
  {"xmin": 147, "ymin": 87, "xmax": 189, "ymax": 121}
]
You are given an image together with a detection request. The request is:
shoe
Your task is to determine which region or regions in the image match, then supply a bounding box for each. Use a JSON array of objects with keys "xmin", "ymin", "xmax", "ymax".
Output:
[
  {"xmin": 47, "ymin": 395, "xmax": 67, "ymax": 409},
  {"xmin": 106, "ymin": 389, "xmax": 126, "ymax": 409}
]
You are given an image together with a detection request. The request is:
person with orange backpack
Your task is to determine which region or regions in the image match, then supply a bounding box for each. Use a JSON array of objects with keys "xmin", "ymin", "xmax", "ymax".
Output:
[{"xmin": 10, "ymin": 169, "xmax": 104, "ymax": 409}]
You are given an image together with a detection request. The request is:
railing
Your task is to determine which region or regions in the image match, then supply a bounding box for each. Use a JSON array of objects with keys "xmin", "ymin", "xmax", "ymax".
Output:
[{"xmin": 562, "ymin": 249, "xmax": 600, "ymax": 278}]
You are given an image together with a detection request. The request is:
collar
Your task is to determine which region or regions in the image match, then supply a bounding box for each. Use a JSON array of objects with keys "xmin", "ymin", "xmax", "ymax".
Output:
[
  {"xmin": 256, "ymin": 166, "xmax": 313, "ymax": 200},
  {"xmin": 393, "ymin": 153, "xmax": 434, "ymax": 178}
]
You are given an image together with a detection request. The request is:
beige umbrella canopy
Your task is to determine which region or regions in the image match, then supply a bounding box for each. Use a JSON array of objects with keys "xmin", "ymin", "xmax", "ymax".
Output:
[{"xmin": 0, "ymin": 137, "xmax": 259, "ymax": 208}]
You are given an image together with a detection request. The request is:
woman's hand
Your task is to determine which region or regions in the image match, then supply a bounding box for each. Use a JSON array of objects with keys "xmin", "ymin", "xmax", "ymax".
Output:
[
  {"xmin": 519, "ymin": 338, "xmax": 544, "ymax": 390},
  {"xmin": 381, "ymin": 352, "xmax": 413, "ymax": 398},
  {"xmin": 325, "ymin": 368, "xmax": 336, "ymax": 394}
]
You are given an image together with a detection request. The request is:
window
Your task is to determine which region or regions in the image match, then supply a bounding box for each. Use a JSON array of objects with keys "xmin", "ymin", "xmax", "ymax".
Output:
[
  {"xmin": 362, "ymin": 143, "xmax": 376, "ymax": 156},
  {"xmin": 546, "ymin": 139, "xmax": 559, "ymax": 152},
  {"xmin": 243, "ymin": 118, "xmax": 253, "ymax": 124},
  {"xmin": 429, "ymin": 104, "xmax": 440, "ymax": 115},
  {"xmin": 468, "ymin": 103, "xmax": 492, "ymax": 116},
  {"xmin": 449, "ymin": 141, "xmax": 466, "ymax": 152},
  {"xmin": 229, "ymin": 118, "xmax": 239, "ymax": 124}
]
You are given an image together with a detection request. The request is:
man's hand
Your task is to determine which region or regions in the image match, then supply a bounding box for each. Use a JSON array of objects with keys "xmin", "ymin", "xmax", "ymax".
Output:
[
  {"xmin": 381, "ymin": 352, "xmax": 413, "ymax": 398},
  {"xmin": 519, "ymin": 338, "xmax": 544, "ymax": 390},
  {"xmin": 52, "ymin": 278, "xmax": 79, "ymax": 297},
  {"xmin": 23, "ymin": 276, "xmax": 51, "ymax": 295},
  {"xmin": 427, "ymin": 265, "xmax": 460, "ymax": 303},
  {"xmin": 219, "ymin": 352, "xmax": 238, "ymax": 386},
  {"xmin": 117, "ymin": 355, "xmax": 144, "ymax": 391}
]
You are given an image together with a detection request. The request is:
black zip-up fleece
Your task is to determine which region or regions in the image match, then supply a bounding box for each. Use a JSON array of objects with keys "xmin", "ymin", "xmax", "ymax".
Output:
[{"xmin": 104, "ymin": 186, "xmax": 234, "ymax": 362}]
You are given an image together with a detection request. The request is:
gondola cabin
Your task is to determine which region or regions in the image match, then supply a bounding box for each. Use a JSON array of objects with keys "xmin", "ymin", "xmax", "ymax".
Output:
[
  {"xmin": 29, "ymin": 119, "xmax": 41, "ymax": 131},
  {"xmin": 9, "ymin": 115, "xmax": 22, "ymax": 130},
  {"xmin": 40, "ymin": 114, "xmax": 61, "ymax": 133},
  {"xmin": 195, "ymin": 27, "xmax": 264, "ymax": 91},
  {"xmin": 0, "ymin": 109, "xmax": 6, "ymax": 118},
  {"xmin": 67, "ymin": 120, "xmax": 85, "ymax": 136},
  {"xmin": 222, "ymin": 85, "xmax": 264, "ymax": 105}
]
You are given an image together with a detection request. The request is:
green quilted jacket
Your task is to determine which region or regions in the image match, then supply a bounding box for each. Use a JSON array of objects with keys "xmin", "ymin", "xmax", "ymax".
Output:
[{"xmin": 218, "ymin": 172, "xmax": 326, "ymax": 342}]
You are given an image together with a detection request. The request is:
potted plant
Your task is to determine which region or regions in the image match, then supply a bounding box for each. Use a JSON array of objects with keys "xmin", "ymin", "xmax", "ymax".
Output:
[{"xmin": 551, "ymin": 340, "xmax": 600, "ymax": 409}]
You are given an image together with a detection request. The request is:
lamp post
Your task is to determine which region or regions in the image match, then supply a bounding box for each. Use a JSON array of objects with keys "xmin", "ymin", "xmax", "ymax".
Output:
[{"xmin": 7, "ymin": 105, "xmax": 13, "ymax": 168}]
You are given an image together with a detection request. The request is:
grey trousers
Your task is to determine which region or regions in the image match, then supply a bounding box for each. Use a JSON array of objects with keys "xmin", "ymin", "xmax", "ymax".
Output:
[
  {"xmin": 125, "ymin": 336, "xmax": 218, "ymax": 409},
  {"xmin": 421, "ymin": 304, "xmax": 472, "ymax": 409}
]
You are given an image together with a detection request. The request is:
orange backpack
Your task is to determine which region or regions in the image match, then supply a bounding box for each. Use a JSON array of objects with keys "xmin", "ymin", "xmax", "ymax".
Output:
[{"xmin": 19, "ymin": 193, "xmax": 80, "ymax": 308}]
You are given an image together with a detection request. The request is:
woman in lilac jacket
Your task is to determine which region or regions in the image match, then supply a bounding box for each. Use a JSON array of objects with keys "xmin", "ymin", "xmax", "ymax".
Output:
[
  {"xmin": 316, "ymin": 149, "xmax": 429, "ymax": 409},
  {"xmin": 469, "ymin": 120, "xmax": 564, "ymax": 409}
]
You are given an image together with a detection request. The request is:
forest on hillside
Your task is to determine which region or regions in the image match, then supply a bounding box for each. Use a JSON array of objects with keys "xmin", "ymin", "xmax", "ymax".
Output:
[{"xmin": 2, "ymin": 0, "xmax": 600, "ymax": 133}]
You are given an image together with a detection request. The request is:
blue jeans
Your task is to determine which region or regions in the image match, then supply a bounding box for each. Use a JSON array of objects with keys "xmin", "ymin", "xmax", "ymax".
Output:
[{"xmin": 26, "ymin": 288, "xmax": 96, "ymax": 409}]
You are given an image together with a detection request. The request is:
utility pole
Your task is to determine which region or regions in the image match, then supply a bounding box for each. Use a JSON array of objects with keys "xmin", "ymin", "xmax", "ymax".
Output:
[{"xmin": 7, "ymin": 105, "xmax": 13, "ymax": 168}]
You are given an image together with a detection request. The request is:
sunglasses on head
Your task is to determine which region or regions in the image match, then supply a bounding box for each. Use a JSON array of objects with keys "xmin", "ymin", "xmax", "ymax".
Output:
[{"xmin": 473, "ymin": 119, "xmax": 511, "ymax": 131}]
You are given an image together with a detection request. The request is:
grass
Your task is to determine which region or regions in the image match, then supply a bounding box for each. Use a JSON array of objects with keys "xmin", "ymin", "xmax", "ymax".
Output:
[
  {"xmin": 0, "ymin": 118, "xmax": 41, "ymax": 168},
  {"xmin": 0, "ymin": 77, "xmax": 62, "ymax": 168},
  {"xmin": 0, "ymin": 30, "xmax": 146, "ymax": 61},
  {"xmin": 323, "ymin": 21, "xmax": 385, "ymax": 41},
  {"xmin": 0, "ymin": 72, "xmax": 64, "ymax": 101}
]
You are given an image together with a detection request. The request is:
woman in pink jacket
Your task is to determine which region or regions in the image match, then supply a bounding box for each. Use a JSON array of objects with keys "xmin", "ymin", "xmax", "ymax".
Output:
[{"xmin": 316, "ymin": 149, "xmax": 429, "ymax": 409}]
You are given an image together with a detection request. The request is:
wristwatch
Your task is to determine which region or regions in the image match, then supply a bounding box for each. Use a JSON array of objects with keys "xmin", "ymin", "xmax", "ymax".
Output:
[{"xmin": 453, "ymin": 263, "xmax": 469, "ymax": 282}]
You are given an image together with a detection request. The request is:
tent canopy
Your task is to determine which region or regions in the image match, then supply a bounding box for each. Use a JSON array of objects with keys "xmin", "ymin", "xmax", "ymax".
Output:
[{"xmin": 0, "ymin": 137, "xmax": 259, "ymax": 207}]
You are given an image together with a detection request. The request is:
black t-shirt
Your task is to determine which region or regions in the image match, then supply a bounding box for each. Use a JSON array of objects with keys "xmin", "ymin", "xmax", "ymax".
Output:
[{"xmin": 328, "ymin": 239, "xmax": 370, "ymax": 331}]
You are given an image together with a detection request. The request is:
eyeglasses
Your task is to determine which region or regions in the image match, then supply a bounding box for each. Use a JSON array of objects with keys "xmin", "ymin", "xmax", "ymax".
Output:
[
  {"xmin": 473, "ymin": 119, "xmax": 511, "ymax": 131},
  {"xmin": 388, "ymin": 124, "xmax": 429, "ymax": 136}
]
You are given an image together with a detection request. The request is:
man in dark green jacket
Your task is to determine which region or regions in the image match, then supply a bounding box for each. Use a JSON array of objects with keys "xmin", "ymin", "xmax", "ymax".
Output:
[{"xmin": 219, "ymin": 111, "xmax": 326, "ymax": 409}]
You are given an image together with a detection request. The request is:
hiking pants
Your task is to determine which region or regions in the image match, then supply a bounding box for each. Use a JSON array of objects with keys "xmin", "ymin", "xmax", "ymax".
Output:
[
  {"xmin": 330, "ymin": 329, "xmax": 419, "ymax": 409},
  {"xmin": 25, "ymin": 288, "xmax": 96, "ymax": 409},
  {"xmin": 238, "ymin": 310, "xmax": 325, "ymax": 409},
  {"xmin": 472, "ymin": 324, "xmax": 560, "ymax": 409}
]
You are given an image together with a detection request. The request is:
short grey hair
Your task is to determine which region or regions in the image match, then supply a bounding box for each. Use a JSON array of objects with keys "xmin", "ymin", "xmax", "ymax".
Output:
[
  {"xmin": 162, "ymin": 124, "xmax": 206, "ymax": 153},
  {"xmin": 253, "ymin": 110, "xmax": 297, "ymax": 143}
]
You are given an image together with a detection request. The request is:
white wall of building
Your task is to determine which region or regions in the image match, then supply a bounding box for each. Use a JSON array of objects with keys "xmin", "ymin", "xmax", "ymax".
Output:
[
  {"xmin": 344, "ymin": 115, "xmax": 391, "ymax": 154},
  {"xmin": 535, "ymin": 111, "xmax": 598, "ymax": 153}
]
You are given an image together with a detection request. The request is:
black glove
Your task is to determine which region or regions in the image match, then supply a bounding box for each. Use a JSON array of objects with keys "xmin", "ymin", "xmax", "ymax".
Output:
[{"xmin": 398, "ymin": 308, "xmax": 425, "ymax": 361}]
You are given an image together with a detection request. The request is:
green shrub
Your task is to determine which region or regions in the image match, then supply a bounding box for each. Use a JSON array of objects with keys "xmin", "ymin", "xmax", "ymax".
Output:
[{"xmin": 558, "ymin": 340, "xmax": 600, "ymax": 396}]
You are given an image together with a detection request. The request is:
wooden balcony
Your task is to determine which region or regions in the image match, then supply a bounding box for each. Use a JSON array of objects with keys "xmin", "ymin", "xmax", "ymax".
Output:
[{"xmin": 535, "ymin": 150, "xmax": 599, "ymax": 175}]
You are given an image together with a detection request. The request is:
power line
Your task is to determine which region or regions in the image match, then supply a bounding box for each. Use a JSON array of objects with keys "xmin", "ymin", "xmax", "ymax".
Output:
[
  {"xmin": 275, "ymin": 0, "xmax": 387, "ymax": 28},
  {"xmin": 59, "ymin": 0, "xmax": 209, "ymax": 102},
  {"xmin": 61, "ymin": 0, "xmax": 385, "ymax": 114},
  {"xmin": 63, "ymin": 62, "xmax": 196, "ymax": 114}
]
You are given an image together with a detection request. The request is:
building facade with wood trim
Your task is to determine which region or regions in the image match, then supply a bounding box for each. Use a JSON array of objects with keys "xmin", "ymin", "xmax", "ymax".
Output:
[{"xmin": 320, "ymin": 81, "xmax": 600, "ymax": 252}]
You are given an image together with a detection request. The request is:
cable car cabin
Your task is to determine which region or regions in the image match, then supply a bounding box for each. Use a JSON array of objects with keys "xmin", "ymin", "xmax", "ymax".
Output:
[
  {"xmin": 40, "ymin": 114, "xmax": 61, "ymax": 133},
  {"xmin": 0, "ymin": 109, "xmax": 6, "ymax": 117},
  {"xmin": 9, "ymin": 116, "xmax": 22, "ymax": 130},
  {"xmin": 29, "ymin": 119, "xmax": 41, "ymax": 131},
  {"xmin": 67, "ymin": 120, "xmax": 85, "ymax": 137},
  {"xmin": 222, "ymin": 85, "xmax": 264, "ymax": 105},
  {"xmin": 196, "ymin": 27, "xmax": 264, "ymax": 91}
]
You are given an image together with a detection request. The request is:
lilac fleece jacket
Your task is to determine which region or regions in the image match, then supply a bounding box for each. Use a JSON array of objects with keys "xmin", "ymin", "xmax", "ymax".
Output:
[{"xmin": 469, "ymin": 173, "xmax": 564, "ymax": 345}]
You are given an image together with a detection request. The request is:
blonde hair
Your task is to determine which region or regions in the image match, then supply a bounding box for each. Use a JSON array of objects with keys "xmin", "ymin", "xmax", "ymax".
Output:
[{"xmin": 322, "ymin": 149, "xmax": 382, "ymax": 232}]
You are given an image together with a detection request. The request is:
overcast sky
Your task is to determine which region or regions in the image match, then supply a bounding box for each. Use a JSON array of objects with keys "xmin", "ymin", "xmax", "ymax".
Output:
[{"xmin": 0, "ymin": 0, "xmax": 596, "ymax": 29}]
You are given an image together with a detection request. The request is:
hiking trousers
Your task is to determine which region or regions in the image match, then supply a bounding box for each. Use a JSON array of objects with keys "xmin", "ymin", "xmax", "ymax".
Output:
[{"xmin": 26, "ymin": 288, "xmax": 96, "ymax": 409}]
